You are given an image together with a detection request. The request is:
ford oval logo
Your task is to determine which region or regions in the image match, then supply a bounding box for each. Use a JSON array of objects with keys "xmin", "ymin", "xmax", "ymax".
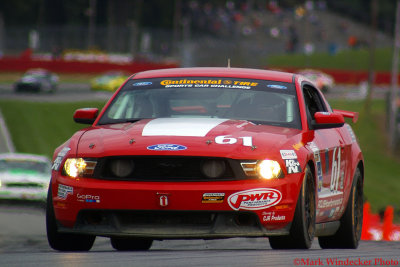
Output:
[
  {"xmin": 133, "ymin": 82, "xmax": 152, "ymax": 86},
  {"xmin": 147, "ymin": 144, "xmax": 187, "ymax": 151},
  {"xmin": 267, "ymin": 84, "xmax": 287, "ymax": 90}
]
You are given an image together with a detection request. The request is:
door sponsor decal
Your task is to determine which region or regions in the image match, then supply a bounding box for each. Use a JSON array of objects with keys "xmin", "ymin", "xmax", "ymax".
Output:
[
  {"xmin": 202, "ymin": 193, "xmax": 225, "ymax": 203},
  {"xmin": 228, "ymin": 188, "xmax": 282, "ymax": 211},
  {"xmin": 262, "ymin": 211, "xmax": 286, "ymax": 222},
  {"xmin": 285, "ymin": 159, "xmax": 302, "ymax": 174},
  {"xmin": 57, "ymin": 184, "xmax": 73, "ymax": 200},
  {"xmin": 77, "ymin": 193, "xmax": 100, "ymax": 203},
  {"xmin": 280, "ymin": 150, "xmax": 297, "ymax": 159},
  {"xmin": 317, "ymin": 198, "xmax": 343, "ymax": 209},
  {"xmin": 307, "ymin": 142, "xmax": 323, "ymax": 192}
]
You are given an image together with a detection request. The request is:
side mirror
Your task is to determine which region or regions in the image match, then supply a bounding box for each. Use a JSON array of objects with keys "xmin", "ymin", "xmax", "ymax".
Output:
[
  {"xmin": 73, "ymin": 108, "xmax": 98, "ymax": 124},
  {"xmin": 312, "ymin": 112, "xmax": 344, "ymax": 129}
]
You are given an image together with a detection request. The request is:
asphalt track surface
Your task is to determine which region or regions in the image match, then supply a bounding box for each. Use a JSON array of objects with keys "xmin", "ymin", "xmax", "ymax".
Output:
[
  {"xmin": 1, "ymin": 205, "xmax": 400, "ymax": 267},
  {"xmin": 0, "ymin": 83, "xmax": 397, "ymax": 267}
]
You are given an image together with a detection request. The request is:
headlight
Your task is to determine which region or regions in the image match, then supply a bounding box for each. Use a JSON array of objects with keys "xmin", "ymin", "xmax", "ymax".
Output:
[
  {"xmin": 63, "ymin": 158, "xmax": 97, "ymax": 178},
  {"xmin": 240, "ymin": 160, "xmax": 283, "ymax": 179},
  {"xmin": 201, "ymin": 159, "xmax": 226, "ymax": 178},
  {"xmin": 110, "ymin": 159, "xmax": 134, "ymax": 178},
  {"xmin": 257, "ymin": 160, "xmax": 282, "ymax": 179}
]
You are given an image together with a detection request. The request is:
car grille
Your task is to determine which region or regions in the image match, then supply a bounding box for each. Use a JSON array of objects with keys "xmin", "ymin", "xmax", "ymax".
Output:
[
  {"xmin": 74, "ymin": 210, "xmax": 263, "ymax": 235},
  {"xmin": 16, "ymin": 84, "xmax": 40, "ymax": 92},
  {"xmin": 94, "ymin": 156, "xmax": 252, "ymax": 181}
]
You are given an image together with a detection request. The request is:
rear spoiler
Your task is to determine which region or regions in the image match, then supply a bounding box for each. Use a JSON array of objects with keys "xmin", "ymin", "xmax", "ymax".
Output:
[{"xmin": 333, "ymin": 109, "xmax": 359, "ymax": 123}]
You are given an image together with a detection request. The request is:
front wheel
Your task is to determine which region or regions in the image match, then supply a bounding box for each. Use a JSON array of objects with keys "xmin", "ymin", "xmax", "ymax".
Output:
[
  {"xmin": 110, "ymin": 237, "xmax": 153, "ymax": 251},
  {"xmin": 46, "ymin": 187, "xmax": 96, "ymax": 251},
  {"xmin": 269, "ymin": 166, "xmax": 316, "ymax": 249},
  {"xmin": 318, "ymin": 168, "xmax": 363, "ymax": 249}
]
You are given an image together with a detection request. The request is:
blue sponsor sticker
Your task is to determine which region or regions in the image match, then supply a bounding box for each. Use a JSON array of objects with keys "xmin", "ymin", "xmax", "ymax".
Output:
[
  {"xmin": 267, "ymin": 84, "xmax": 287, "ymax": 90},
  {"xmin": 133, "ymin": 82, "xmax": 152, "ymax": 86},
  {"xmin": 147, "ymin": 144, "xmax": 187, "ymax": 151}
]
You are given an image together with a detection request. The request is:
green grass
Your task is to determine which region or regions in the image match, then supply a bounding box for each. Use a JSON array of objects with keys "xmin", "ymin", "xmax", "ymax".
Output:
[
  {"xmin": 0, "ymin": 98, "xmax": 399, "ymax": 216},
  {"xmin": 267, "ymin": 48, "xmax": 394, "ymax": 71},
  {"xmin": 0, "ymin": 100, "xmax": 106, "ymax": 157},
  {"xmin": 330, "ymin": 99, "xmax": 400, "ymax": 215}
]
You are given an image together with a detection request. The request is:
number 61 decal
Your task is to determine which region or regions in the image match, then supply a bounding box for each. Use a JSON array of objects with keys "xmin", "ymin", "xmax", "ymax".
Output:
[
  {"xmin": 215, "ymin": 135, "xmax": 253, "ymax": 147},
  {"xmin": 330, "ymin": 147, "xmax": 341, "ymax": 193}
]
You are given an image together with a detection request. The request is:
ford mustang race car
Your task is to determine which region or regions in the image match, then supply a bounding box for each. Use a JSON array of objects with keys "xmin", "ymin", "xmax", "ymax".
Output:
[
  {"xmin": 14, "ymin": 68, "xmax": 58, "ymax": 93},
  {"xmin": 296, "ymin": 69, "xmax": 335, "ymax": 93},
  {"xmin": 47, "ymin": 67, "xmax": 364, "ymax": 251},
  {"xmin": 0, "ymin": 153, "xmax": 51, "ymax": 202},
  {"xmin": 90, "ymin": 71, "xmax": 129, "ymax": 92}
]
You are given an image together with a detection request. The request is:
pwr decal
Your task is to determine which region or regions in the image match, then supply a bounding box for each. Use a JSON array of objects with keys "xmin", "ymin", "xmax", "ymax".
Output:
[{"xmin": 228, "ymin": 188, "xmax": 282, "ymax": 211}]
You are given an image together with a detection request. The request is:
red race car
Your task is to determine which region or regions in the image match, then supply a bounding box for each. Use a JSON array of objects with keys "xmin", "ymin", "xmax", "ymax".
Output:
[{"xmin": 47, "ymin": 67, "xmax": 364, "ymax": 251}]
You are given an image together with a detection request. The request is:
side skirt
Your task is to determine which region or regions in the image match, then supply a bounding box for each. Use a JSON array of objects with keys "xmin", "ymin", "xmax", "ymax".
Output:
[{"xmin": 315, "ymin": 221, "xmax": 340, "ymax": 237}]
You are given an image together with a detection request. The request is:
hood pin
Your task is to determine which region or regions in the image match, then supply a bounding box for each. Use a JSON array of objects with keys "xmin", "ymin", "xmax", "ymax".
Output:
[
  {"xmin": 206, "ymin": 140, "xmax": 213, "ymax": 145},
  {"xmin": 129, "ymin": 138, "xmax": 136, "ymax": 144},
  {"xmin": 89, "ymin": 143, "xmax": 95, "ymax": 149}
]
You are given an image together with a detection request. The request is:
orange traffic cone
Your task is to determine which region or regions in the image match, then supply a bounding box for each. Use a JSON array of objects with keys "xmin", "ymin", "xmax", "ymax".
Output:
[
  {"xmin": 361, "ymin": 202, "xmax": 372, "ymax": 240},
  {"xmin": 382, "ymin": 206, "xmax": 394, "ymax": 241}
]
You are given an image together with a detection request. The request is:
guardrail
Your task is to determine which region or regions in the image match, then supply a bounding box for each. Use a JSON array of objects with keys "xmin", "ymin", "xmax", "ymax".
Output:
[{"xmin": 0, "ymin": 56, "xmax": 178, "ymax": 74}]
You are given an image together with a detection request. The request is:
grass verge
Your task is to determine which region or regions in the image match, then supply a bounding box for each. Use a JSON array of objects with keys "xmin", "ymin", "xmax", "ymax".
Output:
[
  {"xmin": 0, "ymin": 100, "xmax": 106, "ymax": 157},
  {"xmin": 267, "ymin": 48, "xmax": 394, "ymax": 71},
  {"xmin": 330, "ymin": 99, "xmax": 400, "ymax": 217}
]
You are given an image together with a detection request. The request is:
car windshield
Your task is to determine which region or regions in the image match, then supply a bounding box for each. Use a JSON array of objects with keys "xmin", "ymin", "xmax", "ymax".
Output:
[
  {"xmin": 97, "ymin": 77, "xmax": 301, "ymax": 129},
  {"xmin": 0, "ymin": 158, "xmax": 50, "ymax": 174}
]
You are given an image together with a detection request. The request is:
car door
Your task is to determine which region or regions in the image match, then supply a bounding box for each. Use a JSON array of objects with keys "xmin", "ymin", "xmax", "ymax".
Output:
[{"xmin": 302, "ymin": 85, "xmax": 347, "ymax": 222}]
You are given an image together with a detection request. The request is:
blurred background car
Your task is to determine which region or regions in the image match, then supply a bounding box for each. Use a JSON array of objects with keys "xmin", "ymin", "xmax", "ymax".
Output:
[
  {"xmin": 297, "ymin": 69, "xmax": 335, "ymax": 92},
  {"xmin": 90, "ymin": 71, "xmax": 129, "ymax": 92},
  {"xmin": 0, "ymin": 153, "xmax": 51, "ymax": 203},
  {"xmin": 14, "ymin": 68, "xmax": 59, "ymax": 93}
]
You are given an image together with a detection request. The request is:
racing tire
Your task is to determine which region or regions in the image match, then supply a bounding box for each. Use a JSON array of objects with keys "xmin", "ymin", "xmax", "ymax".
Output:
[
  {"xmin": 269, "ymin": 166, "xmax": 316, "ymax": 249},
  {"xmin": 46, "ymin": 187, "xmax": 96, "ymax": 251},
  {"xmin": 318, "ymin": 168, "xmax": 363, "ymax": 249},
  {"xmin": 110, "ymin": 237, "xmax": 153, "ymax": 251}
]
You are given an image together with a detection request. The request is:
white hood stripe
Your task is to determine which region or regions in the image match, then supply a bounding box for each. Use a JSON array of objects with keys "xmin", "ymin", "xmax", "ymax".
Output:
[{"xmin": 142, "ymin": 118, "xmax": 228, "ymax": 137}]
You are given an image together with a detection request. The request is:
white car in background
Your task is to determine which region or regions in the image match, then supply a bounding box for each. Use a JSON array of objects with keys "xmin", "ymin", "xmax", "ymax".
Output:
[
  {"xmin": 0, "ymin": 153, "xmax": 51, "ymax": 202},
  {"xmin": 297, "ymin": 69, "xmax": 335, "ymax": 93}
]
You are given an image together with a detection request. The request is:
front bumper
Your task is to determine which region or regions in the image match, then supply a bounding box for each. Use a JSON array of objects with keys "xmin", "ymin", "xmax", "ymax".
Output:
[
  {"xmin": 0, "ymin": 188, "xmax": 47, "ymax": 201},
  {"xmin": 52, "ymin": 174, "xmax": 303, "ymax": 238},
  {"xmin": 59, "ymin": 210, "xmax": 291, "ymax": 239},
  {"xmin": 15, "ymin": 84, "xmax": 41, "ymax": 92}
]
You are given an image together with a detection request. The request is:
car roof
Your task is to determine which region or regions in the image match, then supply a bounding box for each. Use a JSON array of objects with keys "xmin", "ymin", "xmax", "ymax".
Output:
[
  {"xmin": 0, "ymin": 153, "xmax": 50, "ymax": 163},
  {"xmin": 132, "ymin": 67, "xmax": 295, "ymax": 83}
]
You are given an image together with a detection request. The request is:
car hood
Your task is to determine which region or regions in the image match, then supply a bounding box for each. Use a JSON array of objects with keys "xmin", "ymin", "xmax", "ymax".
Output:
[
  {"xmin": 76, "ymin": 118, "xmax": 303, "ymax": 159},
  {"xmin": 0, "ymin": 169, "xmax": 49, "ymax": 183}
]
